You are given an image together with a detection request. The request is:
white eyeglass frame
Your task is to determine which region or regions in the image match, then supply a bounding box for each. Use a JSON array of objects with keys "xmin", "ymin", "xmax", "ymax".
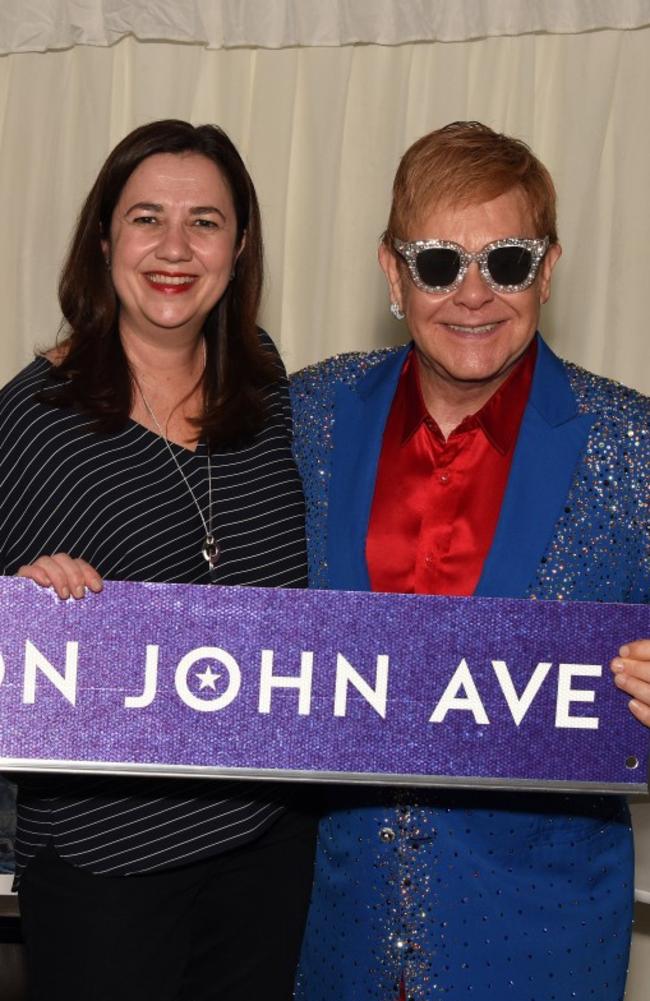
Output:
[{"xmin": 392, "ymin": 236, "xmax": 550, "ymax": 294}]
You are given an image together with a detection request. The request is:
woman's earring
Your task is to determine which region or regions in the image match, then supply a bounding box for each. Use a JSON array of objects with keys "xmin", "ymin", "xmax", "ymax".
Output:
[{"xmin": 390, "ymin": 301, "xmax": 404, "ymax": 320}]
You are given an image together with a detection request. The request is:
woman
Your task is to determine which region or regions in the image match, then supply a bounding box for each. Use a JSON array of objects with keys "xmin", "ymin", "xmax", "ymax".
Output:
[
  {"xmin": 0, "ymin": 120, "xmax": 315, "ymax": 1000},
  {"xmin": 291, "ymin": 121, "xmax": 650, "ymax": 1001}
]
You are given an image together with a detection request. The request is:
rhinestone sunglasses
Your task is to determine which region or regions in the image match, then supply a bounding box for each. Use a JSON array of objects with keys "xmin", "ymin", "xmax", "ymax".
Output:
[{"xmin": 393, "ymin": 236, "xmax": 550, "ymax": 294}]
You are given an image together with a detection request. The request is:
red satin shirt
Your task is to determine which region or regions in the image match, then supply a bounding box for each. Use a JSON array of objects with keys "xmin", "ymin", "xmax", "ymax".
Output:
[{"xmin": 366, "ymin": 341, "xmax": 536, "ymax": 597}]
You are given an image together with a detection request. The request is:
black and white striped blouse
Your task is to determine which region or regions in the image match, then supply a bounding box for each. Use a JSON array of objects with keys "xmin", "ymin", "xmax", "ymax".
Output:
[{"xmin": 0, "ymin": 340, "xmax": 308, "ymax": 878}]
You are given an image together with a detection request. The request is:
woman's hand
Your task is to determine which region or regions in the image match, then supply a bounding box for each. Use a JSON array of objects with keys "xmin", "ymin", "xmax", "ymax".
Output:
[
  {"xmin": 17, "ymin": 553, "xmax": 103, "ymax": 600},
  {"xmin": 611, "ymin": 640, "xmax": 650, "ymax": 728}
]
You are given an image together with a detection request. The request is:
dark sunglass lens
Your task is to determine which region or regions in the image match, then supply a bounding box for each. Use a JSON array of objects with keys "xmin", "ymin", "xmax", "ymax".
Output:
[
  {"xmin": 416, "ymin": 248, "xmax": 460, "ymax": 288},
  {"xmin": 487, "ymin": 246, "xmax": 533, "ymax": 287}
]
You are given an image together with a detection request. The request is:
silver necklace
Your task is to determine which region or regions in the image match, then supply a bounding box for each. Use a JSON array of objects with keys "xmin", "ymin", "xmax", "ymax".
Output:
[{"xmin": 134, "ymin": 348, "xmax": 219, "ymax": 576}]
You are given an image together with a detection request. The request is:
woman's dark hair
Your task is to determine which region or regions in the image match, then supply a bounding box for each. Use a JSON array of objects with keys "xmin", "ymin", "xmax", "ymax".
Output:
[{"xmin": 47, "ymin": 119, "xmax": 277, "ymax": 446}]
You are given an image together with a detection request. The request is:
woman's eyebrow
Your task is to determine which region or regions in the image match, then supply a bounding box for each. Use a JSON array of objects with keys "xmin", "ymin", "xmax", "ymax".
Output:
[
  {"xmin": 190, "ymin": 206, "xmax": 227, "ymax": 221},
  {"xmin": 124, "ymin": 201, "xmax": 163, "ymax": 214},
  {"xmin": 123, "ymin": 202, "xmax": 227, "ymax": 222}
]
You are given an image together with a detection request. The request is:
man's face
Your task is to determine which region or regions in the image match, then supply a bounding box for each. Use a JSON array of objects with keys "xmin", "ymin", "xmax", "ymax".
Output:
[{"xmin": 381, "ymin": 188, "xmax": 561, "ymax": 410}]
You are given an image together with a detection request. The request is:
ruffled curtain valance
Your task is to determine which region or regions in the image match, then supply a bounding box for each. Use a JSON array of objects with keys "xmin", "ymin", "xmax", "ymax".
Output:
[{"xmin": 3, "ymin": 0, "xmax": 650, "ymax": 54}]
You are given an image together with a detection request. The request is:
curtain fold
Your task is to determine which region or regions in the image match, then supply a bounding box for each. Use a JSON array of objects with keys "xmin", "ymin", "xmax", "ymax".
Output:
[
  {"xmin": 0, "ymin": 30, "xmax": 648, "ymax": 393},
  {"xmin": 0, "ymin": 5, "xmax": 648, "ymax": 983},
  {"xmin": 2, "ymin": 0, "xmax": 650, "ymax": 53}
]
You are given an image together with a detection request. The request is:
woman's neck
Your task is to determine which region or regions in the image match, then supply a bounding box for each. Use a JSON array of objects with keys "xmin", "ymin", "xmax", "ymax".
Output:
[{"xmin": 122, "ymin": 329, "xmax": 207, "ymax": 450}]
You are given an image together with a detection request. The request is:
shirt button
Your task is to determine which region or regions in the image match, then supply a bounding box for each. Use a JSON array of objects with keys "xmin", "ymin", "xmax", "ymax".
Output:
[
  {"xmin": 424, "ymin": 553, "xmax": 435, "ymax": 568},
  {"xmin": 438, "ymin": 472, "xmax": 450, "ymax": 484},
  {"xmin": 379, "ymin": 826, "xmax": 396, "ymax": 843}
]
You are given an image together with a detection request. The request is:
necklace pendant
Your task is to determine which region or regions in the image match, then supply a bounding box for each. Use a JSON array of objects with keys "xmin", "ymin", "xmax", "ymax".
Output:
[{"xmin": 202, "ymin": 533, "xmax": 219, "ymax": 568}]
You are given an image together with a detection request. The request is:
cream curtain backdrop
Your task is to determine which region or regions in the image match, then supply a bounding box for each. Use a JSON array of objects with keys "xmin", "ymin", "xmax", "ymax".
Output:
[
  {"xmin": 0, "ymin": 11, "xmax": 650, "ymax": 1000},
  {"xmin": 2, "ymin": 0, "xmax": 650, "ymax": 49},
  {"xmin": 0, "ymin": 27, "xmax": 648, "ymax": 390}
]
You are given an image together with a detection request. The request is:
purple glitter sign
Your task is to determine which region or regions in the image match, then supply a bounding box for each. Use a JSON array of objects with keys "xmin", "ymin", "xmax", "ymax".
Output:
[{"xmin": 0, "ymin": 577, "xmax": 647, "ymax": 792}]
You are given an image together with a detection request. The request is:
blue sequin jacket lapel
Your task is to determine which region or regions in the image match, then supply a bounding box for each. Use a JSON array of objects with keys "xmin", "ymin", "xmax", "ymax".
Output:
[{"xmin": 291, "ymin": 334, "xmax": 650, "ymax": 603}]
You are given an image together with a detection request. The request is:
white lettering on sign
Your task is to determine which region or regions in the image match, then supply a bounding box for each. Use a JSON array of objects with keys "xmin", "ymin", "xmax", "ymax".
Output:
[
  {"xmin": 429, "ymin": 658, "xmax": 490, "ymax": 724},
  {"xmin": 491, "ymin": 660, "xmax": 553, "ymax": 726},
  {"xmin": 334, "ymin": 654, "xmax": 389, "ymax": 719},
  {"xmin": 555, "ymin": 663, "xmax": 601, "ymax": 729},
  {"xmin": 175, "ymin": 647, "xmax": 241, "ymax": 712},
  {"xmin": 258, "ymin": 650, "xmax": 313, "ymax": 715},
  {"xmin": 8, "ymin": 642, "xmax": 604, "ymax": 732},
  {"xmin": 23, "ymin": 639, "xmax": 78, "ymax": 706},
  {"xmin": 124, "ymin": 644, "xmax": 159, "ymax": 709},
  {"xmin": 429, "ymin": 659, "xmax": 603, "ymax": 728}
]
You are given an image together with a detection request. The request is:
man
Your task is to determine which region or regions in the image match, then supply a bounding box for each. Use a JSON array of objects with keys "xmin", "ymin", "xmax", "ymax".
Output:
[{"xmin": 291, "ymin": 121, "xmax": 650, "ymax": 1001}]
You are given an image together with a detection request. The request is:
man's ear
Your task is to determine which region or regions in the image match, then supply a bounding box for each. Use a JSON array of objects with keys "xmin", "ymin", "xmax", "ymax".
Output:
[
  {"xmin": 539, "ymin": 242, "xmax": 562, "ymax": 304},
  {"xmin": 378, "ymin": 242, "xmax": 405, "ymax": 313}
]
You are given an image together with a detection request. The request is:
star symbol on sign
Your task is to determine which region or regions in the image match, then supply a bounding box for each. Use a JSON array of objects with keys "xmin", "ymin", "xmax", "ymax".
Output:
[{"xmin": 195, "ymin": 666, "xmax": 221, "ymax": 690}]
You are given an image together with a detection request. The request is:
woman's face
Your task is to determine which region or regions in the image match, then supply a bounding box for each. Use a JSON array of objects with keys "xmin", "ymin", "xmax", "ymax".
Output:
[{"xmin": 105, "ymin": 152, "xmax": 241, "ymax": 344}]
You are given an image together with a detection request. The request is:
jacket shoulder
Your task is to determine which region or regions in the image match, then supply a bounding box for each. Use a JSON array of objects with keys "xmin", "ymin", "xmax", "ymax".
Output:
[
  {"xmin": 567, "ymin": 361, "xmax": 649, "ymax": 412},
  {"xmin": 290, "ymin": 347, "xmax": 401, "ymax": 400},
  {"xmin": 566, "ymin": 362, "xmax": 650, "ymax": 442},
  {"xmin": 530, "ymin": 361, "xmax": 650, "ymax": 603}
]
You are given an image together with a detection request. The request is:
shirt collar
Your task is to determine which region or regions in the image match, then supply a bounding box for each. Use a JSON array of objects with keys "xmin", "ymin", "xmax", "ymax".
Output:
[{"xmin": 401, "ymin": 338, "xmax": 537, "ymax": 454}]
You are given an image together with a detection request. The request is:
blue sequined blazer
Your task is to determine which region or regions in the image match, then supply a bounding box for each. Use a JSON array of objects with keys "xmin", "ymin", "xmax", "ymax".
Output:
[{"xmin": 291, "ymin": 335, "xmax": 650, "ymax": 1001}]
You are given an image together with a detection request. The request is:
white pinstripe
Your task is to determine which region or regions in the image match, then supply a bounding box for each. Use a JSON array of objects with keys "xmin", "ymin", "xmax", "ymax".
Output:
[{"xmin": 4, "ymin": 348, "xmax": 307, "ymax": 877}]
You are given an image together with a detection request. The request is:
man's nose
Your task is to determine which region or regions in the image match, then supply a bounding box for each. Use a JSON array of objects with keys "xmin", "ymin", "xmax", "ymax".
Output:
[{"xmin": 452, "ymin": 261, "xmax": 495, "ymax": 308}]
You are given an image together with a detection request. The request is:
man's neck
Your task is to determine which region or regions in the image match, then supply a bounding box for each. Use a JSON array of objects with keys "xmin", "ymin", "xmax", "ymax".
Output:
[
  {"xmin": 420, "ymin": 375, "xmax": 502, "ymax": 439},
  {"xmin": 417, "ymin": 350, "xmax": 531, "ymax": 440}
]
